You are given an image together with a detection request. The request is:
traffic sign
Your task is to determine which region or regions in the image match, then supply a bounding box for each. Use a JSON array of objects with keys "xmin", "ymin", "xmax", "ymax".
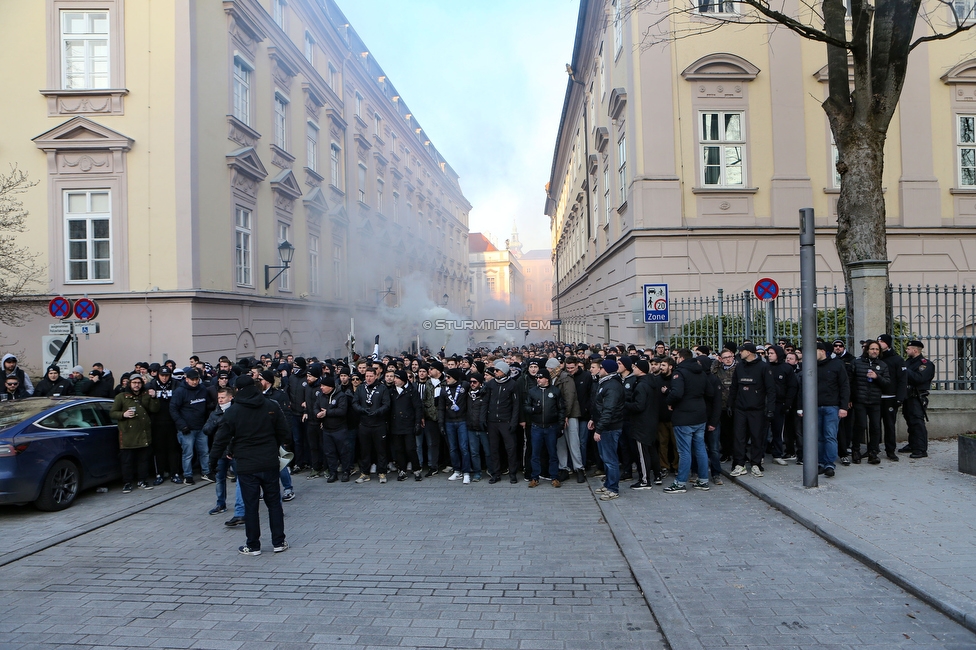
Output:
[
  {"xmin": 550, "ymin": 319, "xmax": 563, "ymax": 326},
  {"xmin": 79, "ymin": 322, "xmax": 100, "ymax": 335},
  {"xmin": 643, "ymin": 283, "xmax": 669, "ymax": 323},
  {"xmin": 42, "ymin": 335, "xmax": 77, "ymax": 376},
  {"xmin": 49, "ymin": 296, "xmax": 72, "ymax": 319},
  {"xmin": 73, "ymin": 298, "xmax": 98, "ymax": 321},
  {"xmin": 754, "ymin": 277, "xmax": 779, "ymax": 302},
  {"xmin": 49, "ymin": 323, "xmax": 72, "ymax": 335}
]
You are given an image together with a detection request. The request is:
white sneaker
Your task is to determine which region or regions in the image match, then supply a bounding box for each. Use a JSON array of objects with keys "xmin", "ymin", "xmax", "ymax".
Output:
[
  {"xmin": 448, "ymin": 471, "xmax": 463, "ymax": 481},
  {"xmin": 773, "ymin": 457, "xmax": 787, "ymax": 466},
  {"xmin": 730, "ymin": 465, "xmax": 747, "ymax": 477},
  {"xmin": 751, "ymin": 465, "xmax": 764, "ymax": 477},
  {"xmin": 463, "ymin": 473, "xmax": 471, "ymax": 484}
]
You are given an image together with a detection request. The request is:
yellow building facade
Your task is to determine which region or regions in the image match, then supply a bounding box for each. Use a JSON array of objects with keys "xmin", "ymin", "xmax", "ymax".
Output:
[{"xmin": 2, "ymin": 0, "xmax": 470, "ymax": 372}]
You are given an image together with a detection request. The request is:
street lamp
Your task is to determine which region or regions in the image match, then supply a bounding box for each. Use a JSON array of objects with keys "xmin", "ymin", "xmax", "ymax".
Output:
[
  {"xmin": 377, "ymin": 275, "xmax": 395, "ymax": 304},
  {"xmin": 265, "ymin": 240, "xmax": 296, "ymax": 289}
]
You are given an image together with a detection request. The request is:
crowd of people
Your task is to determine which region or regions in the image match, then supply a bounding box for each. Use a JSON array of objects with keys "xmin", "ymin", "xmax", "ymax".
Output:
[{"xmin": 1, "ymin": 332, "xmax": 935, "ymax": 554}]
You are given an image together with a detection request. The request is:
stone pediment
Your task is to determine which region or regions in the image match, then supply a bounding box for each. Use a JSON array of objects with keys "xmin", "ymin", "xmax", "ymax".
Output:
[
  {"xmin": 942, "ymin": 58, "xmax": 976, "ymax": 84},
  {"xmin": 303, "ymin": 186, "xmax": 331, "ymax": 214},
  {"xmin": 226, "ymin": 146, "xmax": 268, "ymax": 181},
  {"xmin": 32, "ymin": 116, "xmax": 134, "ymax": 152},
  {"xmin": 271, "ymin": 169, "xmax": 303, "ymax": 199},
  {"xmin": 681, "ymin": 53, "xmax": 760, "ymax": 81}
]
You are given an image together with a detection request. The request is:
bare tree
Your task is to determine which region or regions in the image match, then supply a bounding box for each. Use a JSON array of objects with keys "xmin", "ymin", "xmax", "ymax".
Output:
[
  {"xmin": 629, "ymin": 0, "xmax": 976, "ymax": 289},
  {"xmin": 0, "ymin": 166, "xmax": 45, "ymax": 327}
]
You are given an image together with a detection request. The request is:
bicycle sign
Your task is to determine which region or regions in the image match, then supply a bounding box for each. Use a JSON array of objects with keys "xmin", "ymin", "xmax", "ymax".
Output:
[{"xmin": 643, "ymin": 283, "xmax": 669, "ymax": 323}]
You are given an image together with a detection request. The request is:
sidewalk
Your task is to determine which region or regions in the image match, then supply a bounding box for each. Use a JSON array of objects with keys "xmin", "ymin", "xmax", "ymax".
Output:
[{"xmin": 726, "ymin": 437, "xmax": 976, "ymax": 633}]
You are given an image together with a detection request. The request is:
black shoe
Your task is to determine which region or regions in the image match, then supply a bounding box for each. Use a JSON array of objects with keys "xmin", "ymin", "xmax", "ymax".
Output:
[
  {"xmin": 425, "ymin": 468, "xmax": 439, "ymax": 477},
  {"xmin": 620, "ymin": 472, "xmax": 633, "ymax": 481},
  {"xmin": 851, "ymin": 449, "xmax": 862, "ymax": 464},
  {"xmin": 183, "ymin": 476, "xmax": 195, "ymax": 485},
  {"xmin": 509, "ymin": 473, "xmax": 518, "ymax": 484},
  {"xmin": 910, "ymin": 451, "xmax": 928, "ymax": 458},
  {"xmin": 868, "ymin": 454, "xmax": 881, "ymax": 465},
  {"xmin": 886, "ymin": 453, "xmax": 899, "ymax": 462},
  {"xmin": 558, "ymin": 469, "xmax": 569, "ymax": 482},
  {"xmin": 576, "ymin": 469, "xmax": 586, "ymax": 484},
  {"xmin": 340, "ymin": 472, "xmax": 351, "ymax": 482},
  {"xmin": 200, "ymin": 473, "xmax": 215, "ymax": 484},
  {"xmin": 224, "ymin": 516, "xmax": 245, "ymax": 527},
  {"xmin": 327, "ymin": 474, "xmax": 339, "ymax": 483},
  {"xmin": 290, "ymin": 465, "xmax": 307, "ymax": 474},
  {"xmin": 152, "ymin": 475, "xmax": 164, "ymax": 486},
  {"xmin": 898, "ymin": 444, "xmax": 913, "ymax": 453},
  {"xmin": 818, "ymin": 467, "xmax": 825, "ymax": 475},
  {"xmin": 630, "ymin": 480, "xmax": 652, "ymax": 490},
  {"xmin": 824, "ymin": 467, "xmax": 835, "ymax": 477},
  {"xmin": 397, "ymin": 471, "xmax": 407, "ymax": 482},
  {"xmin": 414, "ymin": 471, "xmax": 423, "ymax": 481},
  {"xmin": 489, "ymin": 476, "xmax": 502, "ymax": 484},
  {"xmin": 122, "ymin": 483, "xmax": 133, "ymax": 493}
]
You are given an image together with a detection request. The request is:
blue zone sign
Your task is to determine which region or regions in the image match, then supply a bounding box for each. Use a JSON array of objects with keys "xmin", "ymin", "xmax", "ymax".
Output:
[{"xmin": 643, "ymin": 283, "xmax": 669, "ymax": 323}]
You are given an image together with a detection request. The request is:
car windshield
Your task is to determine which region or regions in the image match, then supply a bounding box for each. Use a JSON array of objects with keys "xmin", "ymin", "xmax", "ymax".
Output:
[{"xmin": 0, "ymin": 398, "xmax": 71, "ymax": 432}]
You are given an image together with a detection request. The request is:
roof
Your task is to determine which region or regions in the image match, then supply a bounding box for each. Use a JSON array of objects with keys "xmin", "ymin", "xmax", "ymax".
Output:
[{"xmin": 469, "ymin": 233, "xmax": 497, "ymax": 253}]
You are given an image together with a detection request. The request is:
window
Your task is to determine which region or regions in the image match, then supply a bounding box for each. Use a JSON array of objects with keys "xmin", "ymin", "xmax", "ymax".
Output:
[
  {"xmin": 592, "ymin": 180, "xmax": 599, "ymax": 229},
  {"xmin": 235, "ymin": 208, "xmax": 252, "ymax": 286},
  {"xmin": 392, "ymin": 191, "xmax": 400, "ymax": 223},
  {"xmin": 277, "ymin": 222, "xmax": 291, "ymax": 291},
  {"xmin": 953, "ymin": 0, "xmax": 976, "ymax": 21},
  {"xmin": 604, "ymin": 167, "xmax": 612, "ymax": 225},
  {"xmin": 332, "ymin": 243, "xmax": 343, "ymax": 298},
  {"xmin": 65, "ymin": 190, "xmax": 111, "ymax": 282},
  {"xmin": 486, "ymin": 276, "xmax": 496, "ymax": 293},
  {"xmin": 613, "ymin": 3, "xmax": 623, "ymax": 59},
  {"xmin": 274, "ymin": 93, "xmax": 288, "ymax": 150},
  {"xmin": 355, "ymin": 92, "xmax": 363, "ymax": 118},
  {"xmin": 617, "ymin": 136, "xmax": 627, "ymax": 204},
  {"xmin": 700, "ymin": 112, "xmax": 745, "ymax": 186},
  {"xmin": 698, "ymin": 0, "xmax": 737, "ymax": 14},
  {"xmin": 233, "ymin": 57, "xmax": 252, "ymax": 125},
  {"xmin": 358, "ymin": 164, "xmax": 367, "ymax": 203},
  {"xmin": 309, "ymin": 234, "xmax": 320, "ymax": 295},
  {"xmin": 328, "ymin": 63, "xmax": 337, "ymax": 90},
  {"xmin": 306, "ymin": 121, "xmax": 319, "ymax": 172},
  {"xmin": 330, "ymin": 142, "xmax": 342, "ymax": 188},
  {"xmin": 61, "ymin": 11, "xmax": 110, "ymax": 89},
  {"xmin": 376, "ymin": 178, "xmax": 384, "ymax": 212},
  {"xmin": 958, "ymin": 115, "xmax": 976, "ymax": 186},
  {"xmin": 273, "ymin": 0, "xmax": 285, "ymax": 28},
  {"xmin": 304, "ymin": 32, "xmax": 314, "ymax": 64},
  {"xmin": 374, "ymin": 113, "xmax": 381, "ymax": 136},
  {"xmin": 391, "ymin": 131, "xmax": 398, "ymax": 156}
]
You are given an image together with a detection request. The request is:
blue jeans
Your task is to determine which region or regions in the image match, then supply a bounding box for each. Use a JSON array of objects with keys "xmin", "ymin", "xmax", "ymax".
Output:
[
  {"xmin": 530, "ymin": 424, "xmax": 559, "ymax": 480},
  {"xmin": 237, "ymin": 469, "xmax": 285, "ymax": 551},
  {"xmin": 280, "ymin": 465, "xmax": 293, "ymax": 492},
  {"xmin": 469, "ymin": 429, "xmax": 490, "ymax": 475},
  {"xmin": 215, "ymin": 457, "xmax": 235, "ymax": 509},
  {"xmin": 706, "ymin": 424, "xmax": 723, "ymax": 479},
  {"xmin": 597, "ymin": 429, "xmax": 621, "ymax": 494},
  {"xmin": 578, "ymin": 419, "xmax": 590, "ymax": 468},
  {"xmin": 177, "ymin": 429, "xmax": 208, "ymax": 478},
  {"xmin": 674, "ymin": 423, "xmax": 709, "ymax": 485},
  {"xmin": 234, "ymin": 481, "xmax": 245, "ymax": 518},
  {"xmin": 817, "ymin": 406, "xmax": 840, "ymax": 470},
  {"xmin": 445, "ymin": 420, "xmax": 471, "ymax": 473}
]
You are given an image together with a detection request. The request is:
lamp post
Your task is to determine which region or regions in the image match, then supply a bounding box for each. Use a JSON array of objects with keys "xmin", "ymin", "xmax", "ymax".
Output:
[
  {"xmin": 264, "ymin": 240, "xmax": 296, "ymax": 290},
  {"xmin": 376, "ymin": 275, "xmax": 395, "ymax": 304}
]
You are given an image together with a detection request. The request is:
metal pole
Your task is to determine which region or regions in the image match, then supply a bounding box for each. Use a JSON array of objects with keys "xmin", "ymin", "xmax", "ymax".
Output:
[
  {"xmin": 717, "ymin": 288, "xmax": 724, "ymax": 352},
  {"xmin": 765, "ymin": 300, "xmax": 775, "ymax": 345},
  {"xmin": 799, "ymin": 208, "xmax": 818, "ymax": 488},
  {"xmin": 744, "ymin": 291, "xmax": 753, "ymax": 341}
]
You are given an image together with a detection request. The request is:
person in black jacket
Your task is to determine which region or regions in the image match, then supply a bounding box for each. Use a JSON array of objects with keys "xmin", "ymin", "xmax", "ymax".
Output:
[
  {"xmin": 590, "ymin": 359, "xmax": 625, "ymax": 499},
  {"xmin": 209, "ymin": 376, "xmax": 289, "ymax": 556},
  {"xmin": 728, "ymin": 343, "xmax": 775, "ymax": 478},
  {"xmin": 797, "ymin": 342, "xmax": 851, "ymax": 476},
  {"xmin": 33, "ymin": 365, "xmax": 74, "ymax": 397},
  {"xmin": 170, "ymin": 368, "xmax": 214, "ymax": 485},
  {"xmin": 301, "ymin": 365, "xmax": 326, "ymax": 478},
  {"xmin": 147, "ymin": 366, "xmax": 182, "ymax": 485},
  {"xmin": 831, "ymin": 339, "xmax": 857, "ymax": 463},
  {"xmin": 902, "ymin": 340, "xmax": 935, "ymax": 458},
  {"xmin": 877, "ymin": 334, "xmax": 908, "ymax": 461},
  {"xmin": 525, "ymin": 372, "xmax": 564, "ymax": 488},
  {"xmin": 767, "ymin": 345, "xmax": 798, "ymax": 466},
  {"xmin": 465, "ymin": 372, "xmax": 490, "ymax": 481},
  {"xmin": 851, "ymin": 340, "xmax": 892, "ymax": 464},
  {"xmin": 352, "ymin": 367, "xmax": 391, "ymax": 483},
  {"xmin": 389, "ymin": 370, "xmax": 423, "ymax": 481},
  {"xmin": 696, "ymin": 355, "xmax": 724, "ymax": 486},
  {"xmin": 485, "ymin": 360, "xmax": 522, "ymax": 484},
  {"xmin": 443, "ymin": 369, "xmax": 472, "ymax": 483},
  {"xmin": 665, "ymin": 349, "xmax": 717, "ymax": 493},
  {"xmin": 624, "ymin": 360, "xmax": 661, "ymax": 489},
  {"xmin": 314, "ymin": 376, "xmax": 352, "ymax": 482}
]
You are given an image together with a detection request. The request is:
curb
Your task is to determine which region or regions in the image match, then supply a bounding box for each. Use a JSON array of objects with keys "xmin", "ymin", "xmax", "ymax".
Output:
[
  {"xmin": 0, "ymin": 482, "xmax": 208, "ymax": 568},
  {"xmin": 591, "ymin": 481, "xmax": 701, "ymax": 650},
  {"xmin": 728, "ymin": 472, "xmax": 976, "ymax": 635}
]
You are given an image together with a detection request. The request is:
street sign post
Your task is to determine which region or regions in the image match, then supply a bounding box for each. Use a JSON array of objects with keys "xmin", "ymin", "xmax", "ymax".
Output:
[
  {"xmin": 643, "ymin": 283, "xmax": 669, "ymax": 323},
  {"xmin": 754, "ymin": 277, "xmax": 779, "ymax": 302}
]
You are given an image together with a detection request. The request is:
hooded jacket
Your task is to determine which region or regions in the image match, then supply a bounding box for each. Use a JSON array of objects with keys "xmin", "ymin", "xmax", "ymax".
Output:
[
  {"xmin": 571, "ymin": 366, "xmax": 593, "ymax": 420},
  {"xmin": 767, "ymin": 346, "xmax": 799, "ymax": 409},
  {"xmin": 592, "ymin": 372, "xmax": 625, "ymax": 432},
  {"xmin": 667, "ymin": 358, "xmax": 716, "ymax": 426},
  {"xmin": 2, "ymin": 354, "xmax": 33, "ymax": 396},
  {"xmin": 110, "ymin": 389, "xmax": 160, "ymax": 449},
  {"xmin": 879, "ymin": 347, "xmax": 909, "ymax": 402},
  {"xmin": 169, "ymin": 381, "xmax": 213, "ymax": 432},
  {"xmin": 465, "ymin": 383, "xmax": 489, "ymax": 431},
  {"xmin": 34, "ymin": 371, "xmax": 74, "ymax": 397},
  {"xmin": 624, "ymin": 373, "xmax": 658, "ymax": 444},
  {"xmin": 209, "ymin": 386, "xmax": 289, "ymax": 475},
  {"xmin": 729, "ymin": 355, "xmax": 776, "ymax": 416},
  {"xmin": 485, "ymin": 367, "xmax": 522, "ymax": 429}
]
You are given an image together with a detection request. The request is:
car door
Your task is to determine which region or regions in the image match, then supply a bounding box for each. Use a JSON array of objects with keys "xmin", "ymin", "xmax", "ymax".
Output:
[{"xmin": 36, "ymin": 402, "xmax": 118, "ymax": 482}]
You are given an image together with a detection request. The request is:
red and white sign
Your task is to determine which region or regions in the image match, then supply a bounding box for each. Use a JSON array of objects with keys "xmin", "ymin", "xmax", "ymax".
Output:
[{"xmin": 754, "ymin": 278, "xmax": 779, "ymax": 302}]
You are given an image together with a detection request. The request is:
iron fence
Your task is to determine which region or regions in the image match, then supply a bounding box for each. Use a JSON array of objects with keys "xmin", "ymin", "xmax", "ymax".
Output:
[{"xmin": 659, "ymin": 285, "xmax": 976, "ymax": 390}]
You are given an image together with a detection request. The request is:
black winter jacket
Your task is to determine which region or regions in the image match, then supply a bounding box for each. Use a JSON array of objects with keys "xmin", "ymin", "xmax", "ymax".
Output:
[
  {"xmin": 572, "ymin": 368, "xmax": 593, "ymax": 420},
  {"xmin": 624, "ymin": 374, "xmax": 658, "ymax": 444},
  {"xmin": 313, "ymin": 389, "xmax": 350, "ymax": 431},
  {"xmin": 353, "ymin": 380, "xmax": 391, "ymax": 426},
  {"xmin": 905, "ymin": 354, "xmax": 935, "ymax": 394},
  {"xmin": 485, "ymin": 372, "xmax": 521, "ymax": 430},
  {"xmin": 593, "ymin": 373, "xmax": 625, "ymax": 432},
  {"xmin": 33, "ymin": 376, "xmax": 74, "ymax": 397},
  {"xmin": 209, "ymin": 386, "xmax": 289, "ymax": 475},
  {"xmin": 768, "ymin": 359, "xmax": 799, "ymax": 409},
  {"xmin": 811, "ymin": 356, "xmax": 851, "ymax": 408},
  {"xmin": 389, "ymin": 384, "xmax": 423, "ymax": 436},
  {"xmin": 442, "ymin": 381, "xmax": 468, "ymax": 422},
  {"xmin": 667, "ymin": 358, "xmax": 716, "ymax": 426},
  {"xmin": 525, "ymin": 383, "xmax": 564, "ymax": 427},
  {"xmin": 170, "ymin": 382, "xmax": 213, "ymax": 432},
  {"xmin": 465, "ymin": 384, "xmax": 489, "ymax": 431},
  {"xmin": 879, "ymin": 348, "xmax": 908, "ymax": 401},
  {"xmin": 852, "ymin": 355, "xmax": 891, "ymax": 405},
  {"xmin": 728, "ymin": 356, "xmax": 776, "ymax": 416}
]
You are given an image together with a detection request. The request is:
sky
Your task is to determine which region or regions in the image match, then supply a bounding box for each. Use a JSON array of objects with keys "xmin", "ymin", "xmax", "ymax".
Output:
[{"xmin": 337, "ymin": 0, "xmax": 581, "ymax": 253}]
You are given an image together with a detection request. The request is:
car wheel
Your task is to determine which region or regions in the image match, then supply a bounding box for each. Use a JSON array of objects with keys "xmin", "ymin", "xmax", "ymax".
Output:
[{"xmin": 34, "ymin": 459, "xmax": 80, "ymax": 511}]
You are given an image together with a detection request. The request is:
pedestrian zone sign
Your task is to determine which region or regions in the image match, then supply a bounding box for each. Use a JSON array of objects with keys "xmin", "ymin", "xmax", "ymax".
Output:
[{"xmin": 643, "ymin": 283, "xmax": 669, "ymax": 323}]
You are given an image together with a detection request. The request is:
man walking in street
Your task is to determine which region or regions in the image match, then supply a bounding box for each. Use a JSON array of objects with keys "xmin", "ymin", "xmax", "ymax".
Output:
[{"xmin": 210, "ymin": 376, "xmax": 289, "ymax": 556}]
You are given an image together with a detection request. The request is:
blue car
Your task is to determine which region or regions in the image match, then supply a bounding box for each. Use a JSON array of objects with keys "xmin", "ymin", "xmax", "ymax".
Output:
[{"xmin": 0, "ymin": 397, "xmax": 121, "ymax": 511}]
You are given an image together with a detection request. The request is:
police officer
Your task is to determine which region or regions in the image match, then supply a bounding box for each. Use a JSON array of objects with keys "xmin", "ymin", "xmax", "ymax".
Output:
[{"xmin": 901, "ymin": 340, "xmax": 935, "ymax": 459}]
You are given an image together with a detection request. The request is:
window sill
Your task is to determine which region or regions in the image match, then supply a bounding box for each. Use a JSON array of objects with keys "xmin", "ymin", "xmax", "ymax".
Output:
[
  {"xmin": 40, "ymin": 88, "xmax": 128, "ymax": 116},
  {"xmin": 949, "ymin": 187, "xmax": 976, "ymax": 194},
  {"xmin": 65, "ymin": 280, "xmax": 114, "ymax": 285},
  {"xmin": 329, "ymin": 184, "xmax": 345, "ymax": 196},
  {"xmin": 616, "ymin": 201, "xmax": 628, "ymax": 215},
  {"xmin": 270, "ymin": 144, "xmax": 295, "ymax": 167},
  {"xmin": 692, "ymin": 186, "xmax": 759, "ymax": 194},
  {"xmin": 304, "ymin": 167, "xmax": 325, "ymax": 183},
  {"xmin": 228, "ymin": 115, "xmax": 261, "ymax": 147}
]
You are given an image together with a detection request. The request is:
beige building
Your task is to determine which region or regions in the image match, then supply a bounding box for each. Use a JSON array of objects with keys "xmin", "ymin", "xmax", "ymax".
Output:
[
  {"xmin": 546, "ymin": 0, "xmax": 976, "ymax": 346},
  {"xmin": 2, "ymin": 0, "xmax": 470, "ymax": 372},
  {"xmin": 519, "ymin": 249, "xmax": 553, "ymax": 326}
]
